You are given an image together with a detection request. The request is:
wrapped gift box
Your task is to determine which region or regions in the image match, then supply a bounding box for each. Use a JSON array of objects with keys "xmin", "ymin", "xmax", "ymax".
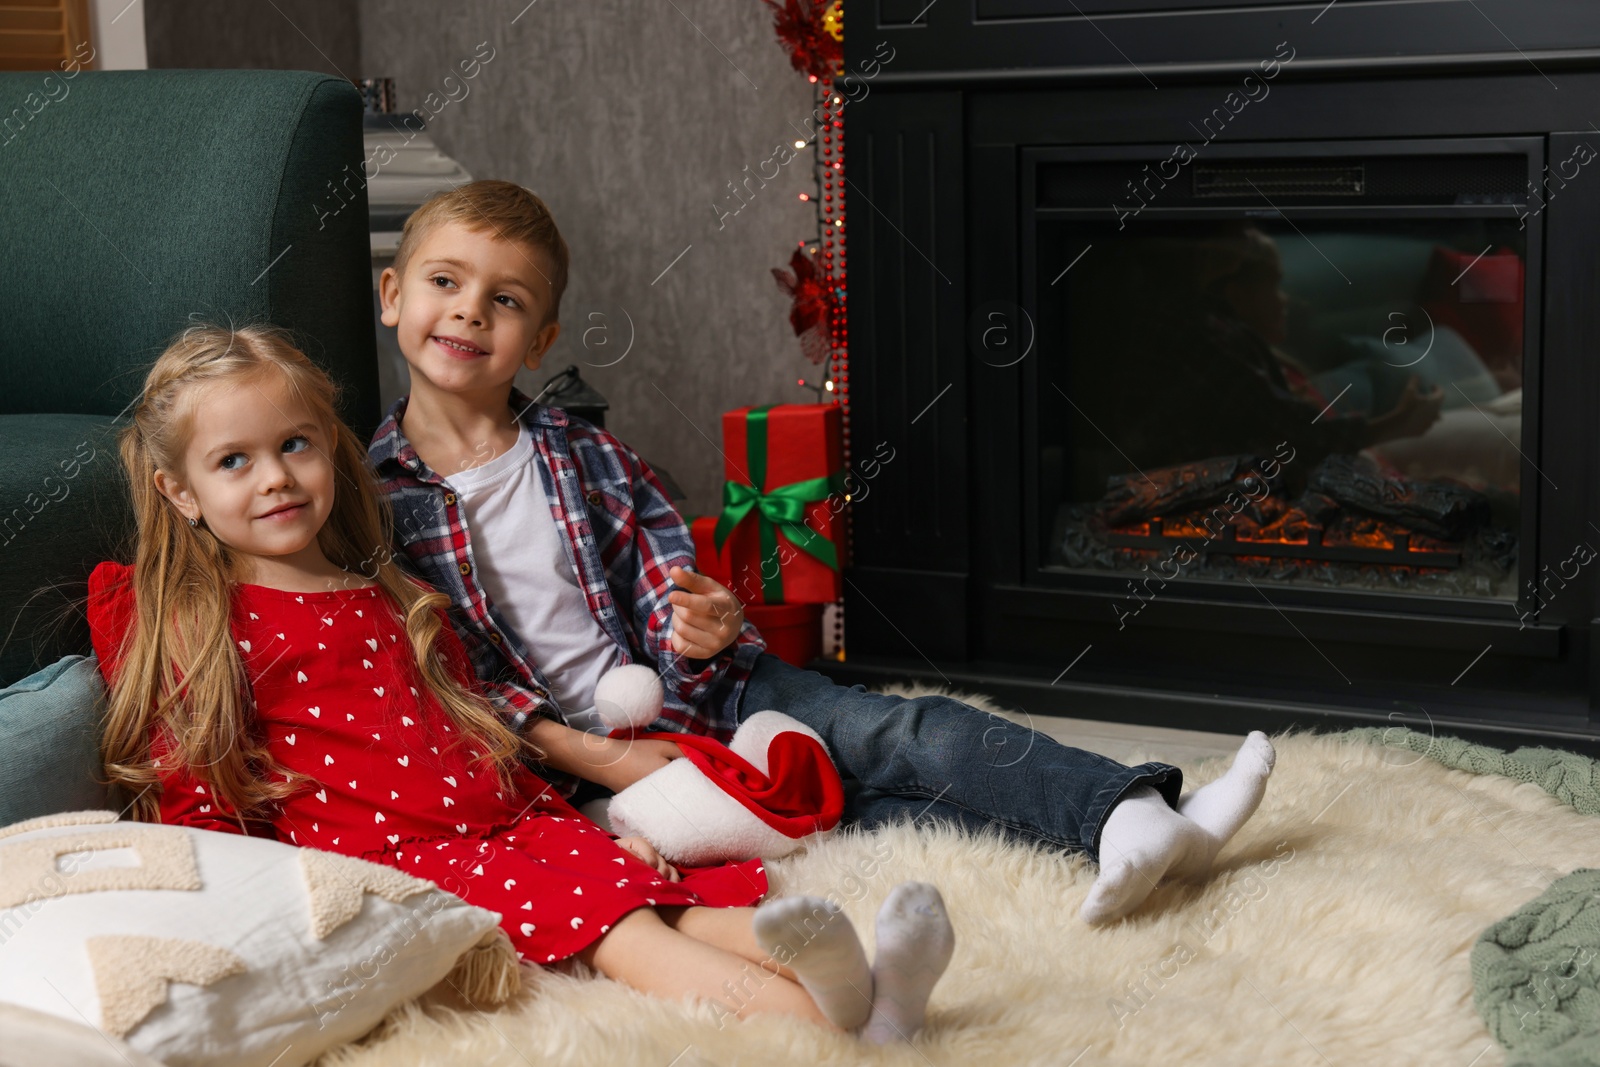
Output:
[
  {"xmin": 691, "ymin": 514, "xmax": 733, "ymax": 588},
  {"xmin": 701, "ymin": 403, "xmax": 847, "ymax": 605}
]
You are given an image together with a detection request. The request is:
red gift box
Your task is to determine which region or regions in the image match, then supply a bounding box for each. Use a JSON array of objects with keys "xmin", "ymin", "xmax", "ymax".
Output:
[
  {"xmin": 702, "ymin": 403, "xmax": 847, "ymax": 605},
  {"xmin": 691, "ymin": 515, "xmax": 733, "ymax": 588}
]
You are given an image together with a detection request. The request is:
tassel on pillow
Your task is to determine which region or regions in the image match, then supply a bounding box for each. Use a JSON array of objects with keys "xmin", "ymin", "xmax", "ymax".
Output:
[{"xmin": 444, "ymin": 926, "xmax": 521, "ymax": 1007}]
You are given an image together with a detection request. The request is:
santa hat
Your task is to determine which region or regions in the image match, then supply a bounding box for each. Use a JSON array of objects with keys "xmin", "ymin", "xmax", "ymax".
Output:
[{"xmin": 589, "ymin": 665, "xmax": 844, "ymax": 867}]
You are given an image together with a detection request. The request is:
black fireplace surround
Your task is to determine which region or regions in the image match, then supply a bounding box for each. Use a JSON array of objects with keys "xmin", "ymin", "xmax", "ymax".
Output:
[{"xmin": 821, "ymin": 1, "xmax": 1600, "ymax": 756}]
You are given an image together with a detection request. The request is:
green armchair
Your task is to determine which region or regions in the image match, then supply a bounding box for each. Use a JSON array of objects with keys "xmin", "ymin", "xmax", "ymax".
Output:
[{"xmin": 0, "ymin": 69, "xmax": 380, "ymax": 685}]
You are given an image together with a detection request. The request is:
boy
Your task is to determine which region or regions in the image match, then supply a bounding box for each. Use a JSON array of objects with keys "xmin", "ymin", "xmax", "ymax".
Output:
[{"xmin": 370, "ymin": 180, "xmax": 1278, "ymax": 925}]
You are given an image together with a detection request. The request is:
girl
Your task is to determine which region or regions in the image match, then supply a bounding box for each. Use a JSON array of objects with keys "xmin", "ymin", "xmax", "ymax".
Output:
[{"xmin": 88, "ymin": 324, "xmax": 954, "ymax": 1042}]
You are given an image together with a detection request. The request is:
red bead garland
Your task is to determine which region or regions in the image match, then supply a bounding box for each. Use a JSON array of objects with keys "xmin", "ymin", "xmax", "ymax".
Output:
[{"xmin": 816, "ymin": 74, "xmax": 847, "ymax": 658}]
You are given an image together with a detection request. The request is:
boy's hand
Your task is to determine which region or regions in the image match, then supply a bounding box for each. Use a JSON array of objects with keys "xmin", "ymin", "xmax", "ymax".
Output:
[
  {"xmin": 613, "ymin": 835, "xmax": 681, "ymax": 881},
  {"xmin": 666, "ymin": 566, "xmax": 744, "ymax": 660}
]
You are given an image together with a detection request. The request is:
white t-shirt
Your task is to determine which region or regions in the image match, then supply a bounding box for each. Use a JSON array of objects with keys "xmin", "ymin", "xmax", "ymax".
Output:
[{"xmin": 447, "ymin": 421, "xmax": 624, "ymax": 727}]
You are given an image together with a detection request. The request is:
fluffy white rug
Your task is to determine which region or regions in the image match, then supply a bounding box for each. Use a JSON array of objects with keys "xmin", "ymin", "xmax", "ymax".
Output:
[{"xmin": 313, "ymin": 715, "xmax": 1600, "ymax": 1067}]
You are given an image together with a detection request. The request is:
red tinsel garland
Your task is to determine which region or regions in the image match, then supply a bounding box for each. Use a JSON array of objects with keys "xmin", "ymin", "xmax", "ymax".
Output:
[
  {"xmin": 771, "ymin": 247, "xmax": 834, "ymax": 366},
  {"xmin": 760, "ymin": 0, "xmax": 843, "ymax": 81}
]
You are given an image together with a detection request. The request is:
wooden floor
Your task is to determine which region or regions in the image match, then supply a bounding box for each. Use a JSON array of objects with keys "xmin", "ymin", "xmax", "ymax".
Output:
[{"xmin": 986, "ymin": 707, "xmax": 1247, "ymax": 770}]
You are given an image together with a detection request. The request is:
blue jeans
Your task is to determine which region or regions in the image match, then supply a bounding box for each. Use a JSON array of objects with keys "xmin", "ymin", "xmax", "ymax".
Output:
[{"xmin": 735, "ymin": 653, "xmax": 1185, "ymax": 865}]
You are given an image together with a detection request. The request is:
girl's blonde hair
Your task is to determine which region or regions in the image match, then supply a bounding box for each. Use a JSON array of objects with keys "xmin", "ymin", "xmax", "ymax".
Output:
[{"xmin": 102, "ymin": 323, "xmax": 536, "ymax": 827}]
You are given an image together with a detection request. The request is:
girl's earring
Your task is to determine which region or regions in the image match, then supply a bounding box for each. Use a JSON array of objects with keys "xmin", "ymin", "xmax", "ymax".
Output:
[{"xmin": 188, "ymin": 517, "xmax": 198, "ymax": 528}]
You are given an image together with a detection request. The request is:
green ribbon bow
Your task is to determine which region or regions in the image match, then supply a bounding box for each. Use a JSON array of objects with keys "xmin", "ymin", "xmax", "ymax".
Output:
[{"xmin": 713, "ymin": 405, "xmax": 842, "ymax": 602}]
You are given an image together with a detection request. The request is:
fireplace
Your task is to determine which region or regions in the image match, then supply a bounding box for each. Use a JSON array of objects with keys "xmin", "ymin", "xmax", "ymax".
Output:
[
  {"xmin": 828, "ymin": 3, "xmax": 1600, "ymax": 754},
  {"xmin": 1033, "ymin": 142, "xmax": 1532, "ymax": 606}
]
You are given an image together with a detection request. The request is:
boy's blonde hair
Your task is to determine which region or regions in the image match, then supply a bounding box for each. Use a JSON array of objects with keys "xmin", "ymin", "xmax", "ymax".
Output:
[
  {"xmin": 101, "ymin": 323, "xmax": 536, "ymax": 828},
  {"xmin": 393, "ymin": 179, "xmax": 570, "ymax": 326}
]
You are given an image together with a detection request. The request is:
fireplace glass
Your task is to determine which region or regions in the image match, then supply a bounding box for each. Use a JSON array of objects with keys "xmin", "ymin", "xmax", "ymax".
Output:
[{"xmin": 1039, "ymin": 218, "xmax": 1526, "ymax": 599}]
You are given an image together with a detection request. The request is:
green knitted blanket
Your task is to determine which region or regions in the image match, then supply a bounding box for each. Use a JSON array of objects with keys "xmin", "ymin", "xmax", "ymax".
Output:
[{"xmin": 1336, "ymin": 726, "xmax": 1600, "ymax": 1066}]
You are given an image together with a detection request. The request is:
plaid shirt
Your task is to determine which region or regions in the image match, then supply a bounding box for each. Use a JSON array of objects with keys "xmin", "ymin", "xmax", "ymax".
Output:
[{"xmin": 368, "ymin": 388, "xmax": 767, "ymax": 792}]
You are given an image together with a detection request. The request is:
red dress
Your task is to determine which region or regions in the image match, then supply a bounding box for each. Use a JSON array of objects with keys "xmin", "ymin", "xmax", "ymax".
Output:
[{"xmin": 86, "ymin": 562, "xmax": 767, "ymax": 964}]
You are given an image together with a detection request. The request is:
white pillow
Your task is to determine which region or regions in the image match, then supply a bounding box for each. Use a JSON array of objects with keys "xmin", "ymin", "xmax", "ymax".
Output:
[{"xmin": 0, "ymin": 811, "xmax": 519, "ymax": 1067}]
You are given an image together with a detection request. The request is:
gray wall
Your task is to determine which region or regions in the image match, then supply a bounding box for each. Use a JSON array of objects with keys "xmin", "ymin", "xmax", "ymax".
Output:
[
  {"xmin": 144, "ymin": 0, "xmax": 361, "ymax": 76},
  {"xmin": 360, "ymin": 1, "xmax": 823, "ymax": 519}
]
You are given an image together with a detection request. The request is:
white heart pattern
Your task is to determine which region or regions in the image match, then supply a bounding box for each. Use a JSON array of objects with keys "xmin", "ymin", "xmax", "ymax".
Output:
[
  {"xmin": 366, "ymin": 638, "xmax": 379, "ymax": 651},
  {"xmin": 249, "ymin": 612, "xmax": 259, "ymax": 620},
  {"xmin": 397, "ymin": 755, "xmax": 408, "ymax": 766},
  {"xmin": 570, "ymin": 917, "xmax": 584, "ymax": 930},
  {"xmin": 573, "ymin": 887, "xmax": 583, "ymax": 895},
  {"xmin": 612, "ymin": 857, "xmax": 626, "ymax": 865},
  {"xmin": 297, "ymin": 671, "xmax": 308, "ymax": 683},
  {"xmin": 402, "ymin": 716, "xmax": 415, "ymax": 727},
  {"xmin": 324, "ymin": 754, "xmax": 334, "ymax": 765},
  {"xmin": 472, "ymin": 864, "xmax": 484, "ymax": 876},
  {"xmin": 373, "ymin": 687, "xmax": 385, "ymax": 697},
  {"xmin": 444, "ymin": 776, "xmax": 457, "ymax": 787},
  {"xmin": 308, "ymin": 706, "xmax": 321, "ymax": 718},
  {"xmin": 503, "ymin": 879, "xmax": 516, "ymax": 890},
  {"xmin": 276, "ymin": 633, "xmax": 285, "ymax": 640},
  {"xmin": 372, "ymin": 733, "xmax": 381, "ymax": 741},
  {"xmin": 349, "ymin": 780, "xmax": 358, "ymax": 789},
  {"xmin": 285, "ymin": 733, "xmax": 296, "ymax": 746},
  {"xmin": 520, "ymin": 923, "xmax": 536, "ymax": 937},
  {"xmin": 238, "ymin": 640, "xmax": 251, "ymax": 653},
  {"xmin": 362, "ymin": 660, "xmax": 373, "ymax": 670},
  {"xmin": 374, "ymin": 812, "xmax": 386, "ymax": 823},
  {"xmin": 442, "ymin": 797, "xmax": 455, "ymax": 808},
  {"xmin": 355, "ymin": 609, "xmax": 363, "ymax": 617},
  {"xmin": 318, "ymin": 643, "xmax": 326, "ymax": 650},
  {"xmin": 521, "ymin": 901, "xmax": 533, "ymax": 911},
  {"xmin": 315, "ymin": 789, "xmax": 327, "ymax": 803},
  {"xmin": 387, "ymin": 834, "xmax": 399, "ymax": 844},
  {"xmin": 456, "ymin": 823, "xmax": 468, "ymax": 833},
  {"xmin": 390, "ymin": 790, "xmax": 399, "ymax": 800},
  {"xmin": 321, "ymin": 616, "xmax": 333, "ymax": 627}
]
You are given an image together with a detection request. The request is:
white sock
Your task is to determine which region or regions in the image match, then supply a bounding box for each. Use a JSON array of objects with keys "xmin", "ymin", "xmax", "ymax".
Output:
[
  {"xmin": 752, "ymin": 895, "xmax": 874, "ymax": 1030},
  {"xmin": 1079, "ymin": 731, "xmax": 1276, "ymax": 926},
  {"xmin": 1176, "ymin": 730, "xmax": 1276, "ymax": 842},
  {"xmin": 861, "ymin": 882, "xmax": 955, "ymax": 1044}
]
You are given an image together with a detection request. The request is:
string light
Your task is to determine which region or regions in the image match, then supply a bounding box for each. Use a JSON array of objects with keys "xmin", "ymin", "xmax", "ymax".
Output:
[
  {"xmin": 809, "ymin": 62, "xmax": 847, "ymax": 661},
  {"xmin": 768, "ymin": 32, "xmax": 848, "ymax": 657}
]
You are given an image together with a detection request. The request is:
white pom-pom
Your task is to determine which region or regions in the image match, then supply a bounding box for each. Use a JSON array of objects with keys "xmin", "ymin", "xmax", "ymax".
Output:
[{"xmin": 592, "ymin": 664, "xmax": 664, "ymax": 730}]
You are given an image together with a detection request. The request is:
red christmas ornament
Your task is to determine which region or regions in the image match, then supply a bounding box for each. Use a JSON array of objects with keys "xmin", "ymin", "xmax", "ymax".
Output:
[
  {"xmin": 771, "ymin": 247, "xmax": 835, "ymax": 366},
  {"xmin": 761, "ymin": 0, "xmax": 845, "ymax": 82}
]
